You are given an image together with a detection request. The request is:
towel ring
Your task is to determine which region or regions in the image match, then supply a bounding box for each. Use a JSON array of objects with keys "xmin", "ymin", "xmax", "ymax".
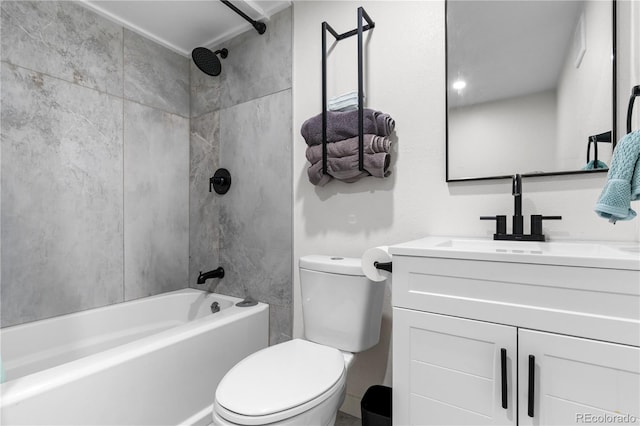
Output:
[
  {"xmin": 586, "ymin": 131, "xmax": 611, "ymax": 168},
  {"xmin": 627, "ymin": 85, "xmax": 640, "ymax": 134}
]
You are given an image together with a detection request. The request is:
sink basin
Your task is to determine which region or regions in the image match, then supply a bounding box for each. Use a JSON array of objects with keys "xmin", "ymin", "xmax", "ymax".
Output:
[
  {"xmin": 390, "ymin": 237, "xmax": 640, "ymax": 270},
  {"xmin": 436, "ymin": 239, "xmax": 626, "ymax": 256}
]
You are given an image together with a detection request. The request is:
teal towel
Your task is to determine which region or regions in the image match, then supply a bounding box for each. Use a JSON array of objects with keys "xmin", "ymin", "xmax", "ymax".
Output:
[
  {"xmin": 582, "ymin": 160, "xmax": 608, "ymax": 170},
  {"xmin": 632, "ymin": 152, "xmax": 640, "ymax": 201},
  {"xmin": 594, "ymin": 131, "xmax": 640, "ymax": 223}
]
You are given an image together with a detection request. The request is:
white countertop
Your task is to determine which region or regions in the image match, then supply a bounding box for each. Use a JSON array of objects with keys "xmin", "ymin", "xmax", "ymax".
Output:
[{"xmin": 389, "ymin": 236, "xmax": 640, "ymax": 270}]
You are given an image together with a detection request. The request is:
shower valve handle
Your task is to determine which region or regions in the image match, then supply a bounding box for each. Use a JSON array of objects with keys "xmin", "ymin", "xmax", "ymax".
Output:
[
  {"xmin": 209, "ymin": 176, "xmax": 226, "ymax": 192},
  {"xmin": 209, "ymin": 169, "xmax": 232, "ymax": 195}
]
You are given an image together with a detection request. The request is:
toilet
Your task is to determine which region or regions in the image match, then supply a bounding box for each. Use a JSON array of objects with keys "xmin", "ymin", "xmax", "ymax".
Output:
[{"xmin": 212, "ymin": 255, "xmax": 386, "ymax": 426}]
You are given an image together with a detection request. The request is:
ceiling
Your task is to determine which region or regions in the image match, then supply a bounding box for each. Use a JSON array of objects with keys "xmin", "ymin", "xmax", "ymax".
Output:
[
  {"xmin": 447, "ymin": 1, "xmax": 585, "ymax": 108},
  {"xmin": 80, "ymin": 0, "xmax": 292, "ymax": 57}
]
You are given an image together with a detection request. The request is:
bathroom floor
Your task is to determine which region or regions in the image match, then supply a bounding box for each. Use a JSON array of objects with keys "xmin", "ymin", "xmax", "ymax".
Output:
[{"xmin": 336, "ymin": 411, "xmax": 361, "ymax": 426}]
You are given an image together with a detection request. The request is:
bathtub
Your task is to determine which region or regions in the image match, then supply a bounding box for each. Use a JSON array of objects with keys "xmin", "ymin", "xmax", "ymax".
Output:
[{"xmin": 0, "ymin": 289, "xmax": 268, "ymax": 425}]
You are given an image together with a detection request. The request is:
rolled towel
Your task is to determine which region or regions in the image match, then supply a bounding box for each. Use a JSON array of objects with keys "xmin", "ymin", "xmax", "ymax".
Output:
[
  {"xmin": 329, "ymin": 91, "xmax": 359, "ymax": 103},
  {"xmin": 307, "ymin": 152, "xmax": 391, "ymax": 186},
  {"xmin": 331, "ymin": 152, "xmax": 390, "ymax": 178},
  {"xmin": 328, "ymin": 102, "xmax": 358, "ymax": 112},
  {"xmin": 307, "ymin": 161, "xmax": 334, "ymax": 186},
  {"xmin": 305, "ymin": 134, "xmax": 392, "ymax": 164},
  {"xmin": 376, "ymin": 114, "xmax": 395, "ymax": 136},
  {"xmin": 594, "ymin": 130, "xmax": 640, "ymax": 223},
  {"xmin": 328, "ymin": 91, "xmax": 360, "ymax": 112},
  {"xmin": 301, "ymin": 109, "xmax": 395, "ymax": 145}
]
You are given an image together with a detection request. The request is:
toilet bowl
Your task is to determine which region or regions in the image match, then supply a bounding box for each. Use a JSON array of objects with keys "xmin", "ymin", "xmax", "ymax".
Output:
[{"xmin": 213, "ymin": 255, "xmax": 385, "ymax": 426}]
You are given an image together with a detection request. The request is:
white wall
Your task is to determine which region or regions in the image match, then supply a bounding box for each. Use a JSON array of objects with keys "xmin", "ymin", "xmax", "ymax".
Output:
[
  {"xmin": 635, "ymin": 0, "xmax": 640, "ymax": 132},
  {"xmin": 292, "ymin": 1, "xmax": 640, "ymax": 418},
  {"xmin": 620, "ymin": 0, "xmax": 640, "ymax": 133},
  {"xmin": 634, "ymin": 0, "xmax": 640, "ymax": 133},
  {"xmin": 449, "ymin": 90, "xmax": 558, "ymax": 178},
  {"xmin": 556, "ymin": 0, "xmax": 613, "ymax": 170}
]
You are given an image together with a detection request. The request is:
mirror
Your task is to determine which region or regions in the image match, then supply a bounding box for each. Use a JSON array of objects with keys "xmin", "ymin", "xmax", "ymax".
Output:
[{"xmin": 446, "ymin": 0, "xmax": 616, "ymax": 182}]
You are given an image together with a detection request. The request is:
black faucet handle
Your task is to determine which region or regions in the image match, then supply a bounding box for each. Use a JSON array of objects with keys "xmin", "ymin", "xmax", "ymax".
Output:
[
  {"xmin": 480, "ymin": 215, "xmax": 507, "ymax": 235},
  {"xmin": 531, "ymin": 215, "xmax": 562, "ymax": 236}
]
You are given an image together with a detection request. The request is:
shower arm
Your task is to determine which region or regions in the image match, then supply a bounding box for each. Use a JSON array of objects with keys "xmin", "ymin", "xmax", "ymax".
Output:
[{"xmin": 220, "ymin": 0, "xmax": 267, "ymax": 35}]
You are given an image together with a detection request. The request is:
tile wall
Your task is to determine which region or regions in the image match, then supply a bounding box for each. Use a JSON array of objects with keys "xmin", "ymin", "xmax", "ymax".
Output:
[
  {"xmin": 1, "ymin": 1, "xmax": 293, "ymax": 342},
  {"xmin": 190, "ymin": 8, "xmax": 293, "ymax": 344},
  {"xmin": 1, "ymin": 1, "xmax": 190, "ymax": 326}
]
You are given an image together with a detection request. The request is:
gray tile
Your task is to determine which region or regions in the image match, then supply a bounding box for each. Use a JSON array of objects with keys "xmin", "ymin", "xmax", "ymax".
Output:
[
  {"xmin": 219, "ymin": 7, "xmax": 292, "ymax": 109},
  {"xmin": 336, "ymin": 411, "xmax": 361, "ymax": 426},
  {"xmin": 124, "ymin": 29, "xmax": 189, "ymax": 117},
  {"xmin": 1, "ymin": 1, "xmax": 123, "ymax": 96},
  {"xmin": 217, "ymin": 89, "xmax": 292, "ymax": 307},
  {"xmin": 269, "ymin": 304, "xmax": 292, "ymax": 346},
  {"xmin": 191, "ymin": 60, "xmax": 222, "ymax": 118},
  {"xmin": 123, "ymin": 101, "xmax": 189, "ymax": 300},
  {"xmin": 1, "ymin": 63, "xmax": 124, "ymax": 326},
  {"xmin": 189, "ymin": 111, "xmax": 221, "ymax": 289}
]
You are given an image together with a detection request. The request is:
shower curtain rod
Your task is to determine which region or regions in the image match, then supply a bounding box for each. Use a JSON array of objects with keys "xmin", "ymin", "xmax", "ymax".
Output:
[{"xmin": 220, "ymin": 0, "xmax": 267, "ymax": 35}]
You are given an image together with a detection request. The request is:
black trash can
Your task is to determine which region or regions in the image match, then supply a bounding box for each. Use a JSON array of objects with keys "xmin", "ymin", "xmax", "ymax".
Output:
[{"xmin": 361, "ymin": 385, "xmax": 392, "ymax": 426}]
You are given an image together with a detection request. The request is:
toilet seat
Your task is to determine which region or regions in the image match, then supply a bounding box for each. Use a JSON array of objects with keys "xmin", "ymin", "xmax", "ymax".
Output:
[
  {"xmin": 215, "ymin": 339, "xmax": 346, "ymax": 425},
  {"xmin": 214, "ymin": 371, "xmax": 346, "ymax": 425}
]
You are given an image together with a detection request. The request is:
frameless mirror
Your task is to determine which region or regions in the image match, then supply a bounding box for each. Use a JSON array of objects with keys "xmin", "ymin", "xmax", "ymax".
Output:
[{"xmin": 446, "ymin": 0, "xmax": 615, "ymax": 181}]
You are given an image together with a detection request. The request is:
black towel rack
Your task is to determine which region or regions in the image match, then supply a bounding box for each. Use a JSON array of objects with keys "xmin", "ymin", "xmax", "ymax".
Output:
[
  {"xmin": 321, "ymin": 8, "xmax": 375, "ymax": 174},
  {"xmin": 627, "ymin": 85, "xmax": 640, "ymax": 134}
]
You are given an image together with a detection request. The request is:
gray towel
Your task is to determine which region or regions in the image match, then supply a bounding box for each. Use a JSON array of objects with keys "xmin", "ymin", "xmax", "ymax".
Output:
[
  {"xmin": 307, "ymin": 152, "xmax": 391, "ymax": 186},
  {"xmin": 377, "ymin": 114, "xmax": 395, "ymax": 136},
  {"xmin": 305, "ymin": 134, "xmax": 392, "ymax": 164},
  {"xmin": 301, "ymin": 109, "xmax": 395, "ymax": 146}
]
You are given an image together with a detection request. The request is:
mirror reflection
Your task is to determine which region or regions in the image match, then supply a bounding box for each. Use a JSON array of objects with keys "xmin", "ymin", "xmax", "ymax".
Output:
[{"xmin": 446, "ymin": 0, "xmax": 614, "ymax": 181}]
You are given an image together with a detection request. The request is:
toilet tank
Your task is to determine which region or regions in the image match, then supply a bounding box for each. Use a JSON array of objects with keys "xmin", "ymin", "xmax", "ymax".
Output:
[{"xmin": 299, "ymin": 255, "xmax": 385, "ymax": 353}]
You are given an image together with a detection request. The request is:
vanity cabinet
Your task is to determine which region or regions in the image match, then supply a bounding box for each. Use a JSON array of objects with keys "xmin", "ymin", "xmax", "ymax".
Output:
[
  {"xmin": 518, "ymin": 329, "xmax": 640, "ymax": 426},
  {"xmin": 390, "ymin": 237, "xmax": 640, "ymax": 426},
  {"xmin": 394, "ymin": 309, "xmax": 640, "ymax": 426},
  {"xmin": 393, "ymin": 309, "xmax": 517, "ymax": 425}
]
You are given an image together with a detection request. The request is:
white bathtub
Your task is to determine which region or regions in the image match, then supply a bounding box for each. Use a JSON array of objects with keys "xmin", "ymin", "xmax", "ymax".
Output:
[{"xmin": 0, "ymin": 289, "xmax": 269, "ymax": 425}]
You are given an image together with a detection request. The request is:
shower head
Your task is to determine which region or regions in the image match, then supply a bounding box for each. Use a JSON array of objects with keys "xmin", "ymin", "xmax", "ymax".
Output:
[{"xmin": 192, "ymin": 47, "xmax": 228, "ymax": 76}]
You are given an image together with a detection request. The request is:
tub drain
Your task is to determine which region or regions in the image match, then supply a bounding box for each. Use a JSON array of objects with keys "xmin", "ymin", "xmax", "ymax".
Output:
[{"xmin": 236, "ymin": 297, "xmax": 258, "ymax": 307}]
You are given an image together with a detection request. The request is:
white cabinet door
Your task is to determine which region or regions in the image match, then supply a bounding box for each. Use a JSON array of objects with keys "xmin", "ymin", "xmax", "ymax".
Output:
[
  {"xmin": 518, "ymin": 330, "xmax": 640, "ymax": 426},
  {"xmin": 393, "ymin": 308, "xmax": 517, "ymax": 426}
]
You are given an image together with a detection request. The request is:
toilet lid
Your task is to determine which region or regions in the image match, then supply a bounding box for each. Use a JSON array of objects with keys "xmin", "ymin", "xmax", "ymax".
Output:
[{"xmin": 215, "ymin": 339, "xmax": 345, "ymax": 417}]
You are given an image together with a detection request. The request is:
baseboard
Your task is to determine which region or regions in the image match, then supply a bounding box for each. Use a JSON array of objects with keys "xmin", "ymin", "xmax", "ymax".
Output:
[
  {"xmin": 180, "ymin": 404, "xmax": 213, "ymax": 426},
  {"xmin": 339, "ymin": 392, "xmax": 362, "ymax": 419}
]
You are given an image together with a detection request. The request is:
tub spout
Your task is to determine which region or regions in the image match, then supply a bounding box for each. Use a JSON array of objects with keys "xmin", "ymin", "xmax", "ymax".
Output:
[{"xmin": 197, "ymin": 267, "xmax": 225, "ymax": 284}]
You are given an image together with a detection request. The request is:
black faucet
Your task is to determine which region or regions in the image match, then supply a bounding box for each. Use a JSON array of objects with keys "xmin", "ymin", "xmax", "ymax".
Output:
[
  {"xmin": 197, "ymin": 267, "xmax": 225, "ymax": 284},
  {"xmin": 512, "ymin": 174, "xmax": 524, "ymax": 235},
  {"xmin": 480, "ymin": 174, "xmax": 561, "ymax": 241}
]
